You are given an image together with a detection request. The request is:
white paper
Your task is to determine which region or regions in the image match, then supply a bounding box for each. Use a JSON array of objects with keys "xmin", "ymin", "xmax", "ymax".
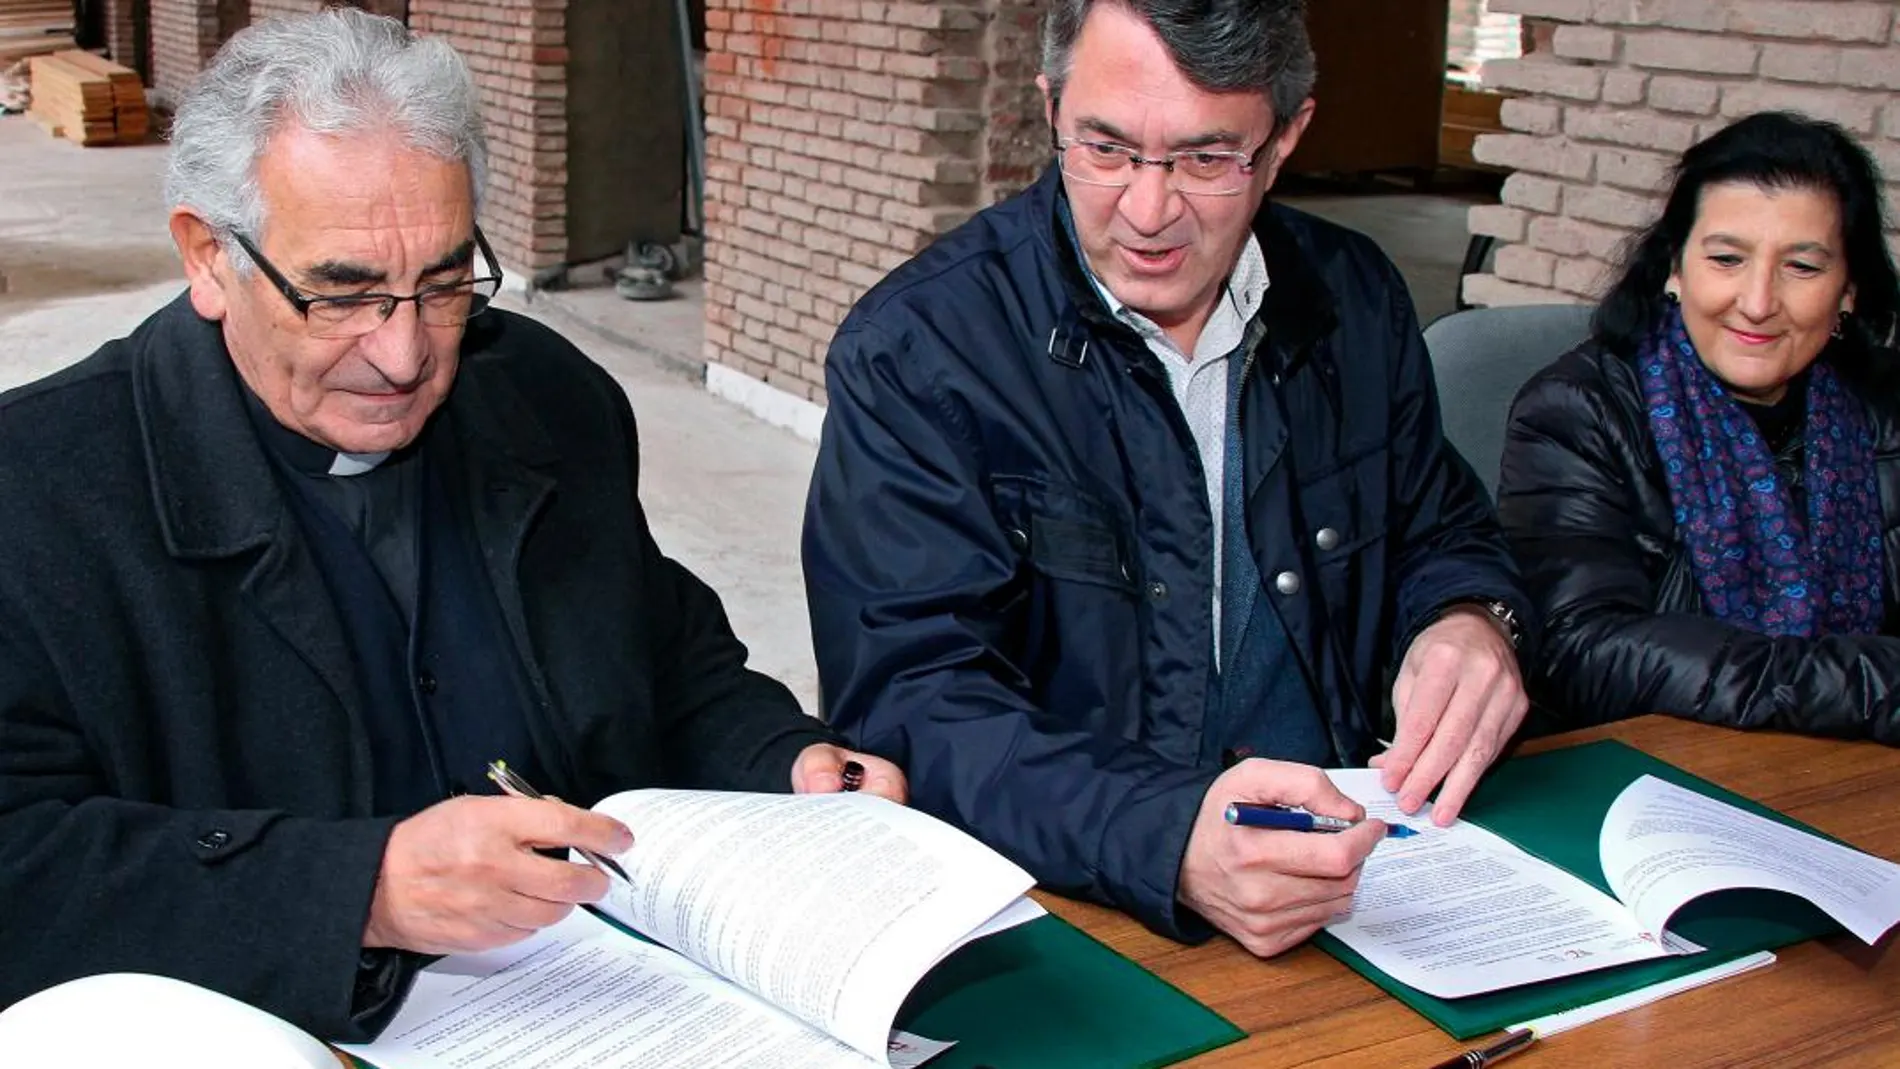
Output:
[
  {"xmin": 336, "ymin": 912, "xmax": 882, "ymax": 1069},
  {"xmin": 963, "ymin": 896, "xmax": 1047, "ymax": 944},
  {"xmin": 588, "ymin": 790, "xmax": 1035, "ymax": 1062},
  {"xmin": 884, "ymin": 1031, "xmax": 957, "ymax": 1069},
  {"xmin": 0, "ymin": 973, "xmax": 340, "ymax": 1069},
  {"xmin": 1322, "ymin": 770, "xmax": 1681, "ymax": 998},
  {"xmin": 1601, "ymin": 776, "xmax": 1900, "ymax": 945}
]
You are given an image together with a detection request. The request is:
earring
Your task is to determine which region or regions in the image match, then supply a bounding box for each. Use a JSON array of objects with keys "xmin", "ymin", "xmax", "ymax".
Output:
[
  {"xmin": 1832, "ymin": 310, "xmax": 1849, "ymax": 339},
  {"xmin": 1663, "ymin": 283, "xmax": 1681, "ymax": 303}
]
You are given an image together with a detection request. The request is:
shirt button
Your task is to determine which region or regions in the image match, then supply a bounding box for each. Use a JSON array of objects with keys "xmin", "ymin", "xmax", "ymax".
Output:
[
  {"xmin": 1315, "ymin": 527, "xmax": 1340, "ymax": 551},
  {"xmin": 1274, "ymin": 570, "xmax": 1302, "ymax": 596},
  {"xmin": 417, "ymin": 671, "xmax": 438, "ymax": 696},
  {"xmin": 1148, "ymin": 580, "xmax": 1168, "ymax": 601}
]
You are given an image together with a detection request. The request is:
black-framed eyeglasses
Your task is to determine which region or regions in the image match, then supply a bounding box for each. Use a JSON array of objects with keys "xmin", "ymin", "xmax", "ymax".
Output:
[{"xmin": 228, "ymin": 228, "xmax": 504, "ymax": 339}]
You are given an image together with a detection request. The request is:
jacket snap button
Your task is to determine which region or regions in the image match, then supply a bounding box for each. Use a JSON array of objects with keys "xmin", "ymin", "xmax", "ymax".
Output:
[
  {"xmin": 1315, "ymin": 527, "xmax": 1340, "ymax": 551},
  {"xmin": 1006, "ymin": 527, "xmax": 1029, "ymax": 553},
  {"xmin": 196, "ymin": 830, "xmax": 230, "ymax": 851},
  {"xmin": 1274, "ymin": 571, "xmax": 1302, "ymax": 596},
  {"xmin": 1148, "ymin": 581, "xmax": 1168, "ymax": 601},
  {"xmin": 417, "ymin": 671, "xmax": 438, "ymax": 696},
  {"xmin": 1119, "ymin": 562, "xmax": 1134, "ymax": 583}
]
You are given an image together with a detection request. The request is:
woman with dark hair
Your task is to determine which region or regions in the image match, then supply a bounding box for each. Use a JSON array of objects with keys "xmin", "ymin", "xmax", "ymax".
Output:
[{"xmin": 1498, "ymin": 111, "xmax": 1900, "ymax": 744}]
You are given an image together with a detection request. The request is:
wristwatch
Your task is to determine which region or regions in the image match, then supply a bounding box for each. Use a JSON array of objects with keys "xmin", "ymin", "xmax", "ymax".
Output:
[{"xmin": 1459, "ymin": 599, "xmax": 1522, "ymax": 649}]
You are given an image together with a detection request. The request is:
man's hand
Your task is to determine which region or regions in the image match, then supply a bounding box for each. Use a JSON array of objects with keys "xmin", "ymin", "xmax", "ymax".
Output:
[
  {"xmin": 791, "ymin": 743, "xmax": 908, "ymax": 803},
  {"xmin": 1373, "ymin": 605, "xmax": 1527, "ymax": 824},
  {"xmin": 1176, "ymin": 760, "xmax": 1384, "ymax": 958},
  {"xmin": 363, "ymin": 795, "xmax": 633, "ymax": 955}
]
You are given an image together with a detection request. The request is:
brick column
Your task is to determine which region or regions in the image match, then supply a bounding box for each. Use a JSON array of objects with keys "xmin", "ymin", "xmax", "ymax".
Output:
[
  {"xmin": 248, "ymin": 0, "xmax": 314, "ymax": 21},
  {"xmin": 983, "ymin": 0, "xmax": 1048, "ymax": 201},
  {"xmin": 1467, "ymin": 0, "xmax": 1900, "ymax": 307},
  {"xmin": 410, "ymin": 0, "xmax": 569, "ymax": 277},
  {"xmin": 149, "ymin": 0, "xmax": 220, "ymax": 107},
  {"xmin": 104, "ymin": 0, "xmax": 144, "ymax": 80},
  {"xmin": 701, "ymin": 0, "xmax": 1049, "ymax": 407}
]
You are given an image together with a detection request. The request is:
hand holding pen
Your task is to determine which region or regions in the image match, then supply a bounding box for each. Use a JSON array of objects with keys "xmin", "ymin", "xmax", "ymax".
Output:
[
  {"xmin": 487, "ymin": 759, "xmax": 634, "ymax": 887},
  {"xmin": 1177, "ymin": 760, "xmax": 1388, "ymax": 960},
  {"xmin": 361, "ymin": 770, "xmax": 635, "ymax": 956}
]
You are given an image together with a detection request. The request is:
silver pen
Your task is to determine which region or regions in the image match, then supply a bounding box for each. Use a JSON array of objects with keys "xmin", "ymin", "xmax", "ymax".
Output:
[{"xmin": 484, "ymin": 759, "xmax": 632, "ymax": 887}]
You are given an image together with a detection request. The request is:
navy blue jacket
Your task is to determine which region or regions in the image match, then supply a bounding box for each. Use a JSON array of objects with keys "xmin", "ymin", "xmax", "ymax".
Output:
[{"xmin": 804, "ymin": 166, "xmax": 1528, "ymax": 940}]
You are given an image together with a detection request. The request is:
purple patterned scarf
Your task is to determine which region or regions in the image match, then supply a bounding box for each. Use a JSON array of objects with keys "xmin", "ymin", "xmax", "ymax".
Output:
[{"xmin": 1640, "ymin": 304, "xmax": 1885, "ymax": 637}]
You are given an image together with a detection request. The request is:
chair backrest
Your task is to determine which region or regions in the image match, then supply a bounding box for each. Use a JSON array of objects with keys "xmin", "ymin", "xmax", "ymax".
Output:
[{"xmin": 1422, "ymin": 303, "xmax": 1596, "ymax": 494}]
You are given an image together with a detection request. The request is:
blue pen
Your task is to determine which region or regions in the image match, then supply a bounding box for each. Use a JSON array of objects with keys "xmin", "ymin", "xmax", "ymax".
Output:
[{"xmin": 1224, "ymin": 802, "xmax": 1417, "ymax": 838}]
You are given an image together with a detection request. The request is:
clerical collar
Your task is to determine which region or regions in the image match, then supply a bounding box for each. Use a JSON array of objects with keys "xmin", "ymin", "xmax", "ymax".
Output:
[{"xmin": 240, "ymin": 387, "xmax": 396, "ymax": 477}]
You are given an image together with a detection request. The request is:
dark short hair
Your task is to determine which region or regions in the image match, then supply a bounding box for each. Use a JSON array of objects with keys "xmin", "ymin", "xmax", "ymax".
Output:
[
  {"xmin": 1594, "ymin": 111, "xmax": 1900, "ymax": 356},
  {"xmin": 1041, "ymin": 0, "xmax": 1315, "ymax": 134}
]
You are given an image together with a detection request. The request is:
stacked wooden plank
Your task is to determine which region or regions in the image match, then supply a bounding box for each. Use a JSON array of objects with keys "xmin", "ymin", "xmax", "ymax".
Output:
[
  {"xmin": 28, "ymin": 51, "xmax": 113, "ymax": 144},
  {"xmin": 52, "ymin": 49, "xmax": 146, "ymax": 141},
  {"xmin": 0, "ymin": 0, "xmax": 73, "ymax": 67},
  {"xmin": 25, "ymin": 50, "xmax": 147, "ymax": 145}
]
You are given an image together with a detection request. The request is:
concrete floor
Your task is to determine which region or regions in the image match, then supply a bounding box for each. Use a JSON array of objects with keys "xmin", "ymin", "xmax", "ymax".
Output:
[{"xmin": 0, "ymin": 114, "xmax": 1483, "ymax": 716}]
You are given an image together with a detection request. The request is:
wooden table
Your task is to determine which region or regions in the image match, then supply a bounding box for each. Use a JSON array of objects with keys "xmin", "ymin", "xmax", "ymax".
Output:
[{"xmin": 1040, "ymin": 716, "xmax": 1900, "ymax": 1068}]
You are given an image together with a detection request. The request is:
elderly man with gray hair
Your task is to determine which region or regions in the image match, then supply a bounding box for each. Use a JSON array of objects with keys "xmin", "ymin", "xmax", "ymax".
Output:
[
  {"xmin": 0, "ymin": 7, "xmax": 900, "ymax": 1040},
  {"xmin": 805, "ymin": 0, "xmax": 1530, "ymax": 959}
]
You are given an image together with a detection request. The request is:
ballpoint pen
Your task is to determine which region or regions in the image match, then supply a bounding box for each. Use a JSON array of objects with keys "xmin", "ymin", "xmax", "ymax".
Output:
[
  {"xmin": 485, "ymin": 759, "xmax": 634, "ymax": 886},
  {"xmin": 1425, "ymin": 1027, "xmax": 1537, "ymax": 1069},
  {"xmin": 1224, "ymin": 802, "xmax": 1418, "ymax": 838}
]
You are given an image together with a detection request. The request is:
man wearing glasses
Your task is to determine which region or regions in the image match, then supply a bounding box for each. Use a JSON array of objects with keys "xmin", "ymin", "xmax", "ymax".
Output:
[
  {"xmin": 0, "ymin": 7, "xmax": 900, "ymax": 1041},
  {"xmin": 805, "ymin": 0, "xmax": 1528, "ymax": 958}
]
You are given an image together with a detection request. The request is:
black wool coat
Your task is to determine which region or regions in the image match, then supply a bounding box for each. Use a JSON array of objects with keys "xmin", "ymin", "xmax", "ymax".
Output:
[{"xmin": 0, "ymin": 296, "xmax": 836, "ymax": 1038}]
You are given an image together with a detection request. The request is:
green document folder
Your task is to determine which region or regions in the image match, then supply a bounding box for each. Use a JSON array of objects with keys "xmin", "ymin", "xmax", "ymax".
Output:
[
  {"xmin": 1313, "ymin": 739, "xmax": 1840, "ymax": 1039},
  {"xmin": 898, "ymin": 913, "xmax": 1243, "ymax": 1069}
]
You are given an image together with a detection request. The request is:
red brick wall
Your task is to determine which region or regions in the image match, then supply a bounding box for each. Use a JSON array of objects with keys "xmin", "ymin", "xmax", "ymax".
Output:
[
  {"xmin": 410, "ymin": 0, "xmax": 569, "ymax": 274},
  {"xmin": 248, "ymin": 0, "xmax": 314, "ymax": 21},
  {"xmin": 1468, "ymin": 0, "xmax": 1900, "ymax": 306},
  {"xmin": 702, "ymin": 0, "xmax": 1052, "ymax": 405},
  {"xmin": 150, "ymin": 0, "xmax": 221, "ymax": 107},
  {"xmin": 148, "ymin": 0, "xmax": 569, "ymax": 276}
]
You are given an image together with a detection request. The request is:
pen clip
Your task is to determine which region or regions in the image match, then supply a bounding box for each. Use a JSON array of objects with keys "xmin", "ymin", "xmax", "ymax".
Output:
[{"xmin": 485, "ymin": 759, "xmax": 540, "ymax": 800}]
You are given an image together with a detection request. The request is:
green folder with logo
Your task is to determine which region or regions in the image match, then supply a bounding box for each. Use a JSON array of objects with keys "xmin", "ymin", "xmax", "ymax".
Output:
[
  {"xmin": 1314, "ymin": 739, "xmax": 1841, "ymax": 1039},
  {"xmin": 897, "ymin": 912, "xmax": 1243, "ymax": 1069}
]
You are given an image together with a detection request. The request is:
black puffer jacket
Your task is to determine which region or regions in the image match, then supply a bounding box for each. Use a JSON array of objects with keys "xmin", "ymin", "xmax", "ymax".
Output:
[{"xmin": 1498, "ymin": 338, "xmax": 1900, "ymax": 745}]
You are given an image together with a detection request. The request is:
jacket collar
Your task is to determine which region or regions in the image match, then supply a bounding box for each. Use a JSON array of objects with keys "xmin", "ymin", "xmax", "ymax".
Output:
[
  {"xmin": 1031, "ymin": 163, "xmax": 1339, "ymax": 373},
  {"xmin": 132, "ymin": 294, "xmax": 560, "ymax": 559},
  {"xmin": 133, "ymin": 295, "xmax": 287, "ymax": 559}
]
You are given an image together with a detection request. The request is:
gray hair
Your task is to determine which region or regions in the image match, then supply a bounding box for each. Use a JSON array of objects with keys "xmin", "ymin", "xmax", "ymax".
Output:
[
  {"xmin": 1041, "ymin": 0, "xmax": 1316, "ymax": 133},
  {"xmin": 164, "ymin": 7, "xmax": 487, "ymax": 265}
]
